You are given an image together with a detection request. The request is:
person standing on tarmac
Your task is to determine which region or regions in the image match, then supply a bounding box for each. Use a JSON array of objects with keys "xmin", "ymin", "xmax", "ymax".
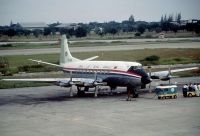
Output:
[
  {"xmin": 194, "ymin": 84, "xmax": 200, "ymax": 96},
  {"xmin": 197, "ymin": 83, "xmax": 200, "ymax": 91},
  {"xmin": 189, "ymin": 83, "xmax": 194, "ymax": 91},
  {"xmin": 182, "ymin": 84, "xmax": 188, "ymax": 97},
  {"xmin": 194, "ymin": 83, "xmax": 200, "ymax": 97}
]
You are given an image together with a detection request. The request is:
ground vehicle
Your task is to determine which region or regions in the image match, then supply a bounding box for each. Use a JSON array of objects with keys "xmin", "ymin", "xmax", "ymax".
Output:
[
  {"xmin": 186, "ymin": 91, "xmax": 197, "ymax": 97},
  {"xmin": 183, "ymin": 86, "xmax": 199, "ymax": 97},
  {"xmin": 155, "ymin": 85, "xmax": 178, "ymax": 99}
]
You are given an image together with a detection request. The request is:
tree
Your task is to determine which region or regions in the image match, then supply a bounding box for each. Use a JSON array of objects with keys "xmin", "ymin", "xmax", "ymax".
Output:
[
  {"xmin": 170, "ymin": 24, "xmax": 179, "ymax": 34},
  {"xmin": 160, "ymin": 15, "xmax": 164, "ymax": 24},
  {"xmin": 6, "ymin": 28, "xmax": 16, "ymax": 38},
  {"xmin": 33, "ymin": 29, "xmax": 42, "ymax": 38},
  {"xmin": 23, "ymin": 29, "xmax": 31, "ymax": 37},
  {"xmin": 68, "ymin": 28, "xmax": 75, "ymax": 37},
  {"xmin": 109, "ymin": 28, "xmax": 118, "ymax": 35},
  {"xmin": 148, "ymin": 22, "xmax": 160, "ymax": 32},
  {"xmin": 43, "ymin": 28, "xmax": 51, "ymax": 36},
  {"xmin": 75, "ymin": 27, "xmax": 87, "ymax": 38},
  {"xmin": 144, "ymin": 55, "xmax": 160, "ymax": 61},
  {"xmin": 155, "ymin": 27, "xmax": 162, "ymax": 33},
  {"xmin": 137, "ymin": 24, "xmax": 146, "ymax": 34},
  {"xmin": 177, "ymin": 13, "xmax": 181, "ymax": 24},
  {"xmin": 194, "ymin": 22, "xmax": 200, "ymax": 34},
  {"xmin": 164, "ymin": 14, "xmax": 167, "ymax": 22},
  {"xmin": 168, "ymin": 14, "xmax": 173, "ymax": 22},
  {"xmin": 129, "ymin": 15, "xmax": 135, "ymax": 22}
]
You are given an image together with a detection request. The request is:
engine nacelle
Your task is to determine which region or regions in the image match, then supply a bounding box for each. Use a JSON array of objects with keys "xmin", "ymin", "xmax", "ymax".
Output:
[
  {"xmin": 160, "ymin": 76, "xmax": 171, "ymax": 81},
  {"xmin": 56, "ymin": 81, "xmax": 71, "ymax": 87},
  {"xmin": 150, "ymin": 75, "xmax": 160, "ymax": 79},
  {"xmin": 150, "ymin": 75, "xmax": 170, "ymax": 81}
]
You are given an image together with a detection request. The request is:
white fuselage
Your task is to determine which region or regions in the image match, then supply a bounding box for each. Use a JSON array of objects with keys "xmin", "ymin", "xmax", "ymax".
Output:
[{"xmin": 62, "ymin": 61, "xmax": 145, "ymax": 87}]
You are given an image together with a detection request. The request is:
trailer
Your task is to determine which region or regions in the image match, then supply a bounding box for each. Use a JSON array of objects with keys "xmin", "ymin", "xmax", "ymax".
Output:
[{"xmin": 155, "ymin": 85, "xmax": 178, "ymax": 99}]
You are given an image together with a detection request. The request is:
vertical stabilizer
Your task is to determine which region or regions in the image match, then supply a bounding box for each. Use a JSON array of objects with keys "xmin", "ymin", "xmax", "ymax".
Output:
[{"xmin": 60, "ymin": 35, "xmax": 80, "ymax": 66}]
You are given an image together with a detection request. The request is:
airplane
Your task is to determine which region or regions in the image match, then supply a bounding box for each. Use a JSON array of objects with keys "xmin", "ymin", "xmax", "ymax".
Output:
[{"xmin": 2, "ymin": 35, "xmax": 199, "ymax": 98}]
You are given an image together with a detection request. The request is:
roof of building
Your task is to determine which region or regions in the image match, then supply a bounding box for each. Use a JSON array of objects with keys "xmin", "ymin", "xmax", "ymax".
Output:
[
  {"xmin": 19, "ymin": 22, "xmax": 48, "ymax": 28},
  {"xmin": 55, "ymin": 23, "xmax": 78, "ymax": 28}
]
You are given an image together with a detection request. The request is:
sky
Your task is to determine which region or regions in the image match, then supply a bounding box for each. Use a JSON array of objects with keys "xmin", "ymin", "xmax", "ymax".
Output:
[{"xmin": 0, "ymin": 0, "xmax": 200, "ymax": 25}]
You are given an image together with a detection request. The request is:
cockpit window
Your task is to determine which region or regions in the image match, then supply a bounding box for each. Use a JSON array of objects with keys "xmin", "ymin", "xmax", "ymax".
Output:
[{"xmin": 128, "ymin": 66, "xmax": 141, "ymax": 71}]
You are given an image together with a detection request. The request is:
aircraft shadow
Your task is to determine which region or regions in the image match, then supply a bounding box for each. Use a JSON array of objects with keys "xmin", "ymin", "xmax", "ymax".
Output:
[
  {"xmin": 0, "ymin": 90, "xmax": 156, "ymax": 106},
  {"xmin": 0, "ymin": 92, "xmax": 74, "ymax": 106}
]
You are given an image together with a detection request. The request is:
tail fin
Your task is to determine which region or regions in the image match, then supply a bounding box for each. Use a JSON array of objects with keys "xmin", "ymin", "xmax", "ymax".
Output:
[{"xmin": 60, "ymin": 35, "xmax": 80, "ymax": 66}]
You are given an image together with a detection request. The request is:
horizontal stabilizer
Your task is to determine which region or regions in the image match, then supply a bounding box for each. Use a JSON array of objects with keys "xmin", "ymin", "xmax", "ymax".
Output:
[
  {"xmin": 83, "ymin": 56, "xmax": 99, "ymax": 61},
  {"xmin": 29, "ymin": 59, "xmax": 62, "ymax": 67}
]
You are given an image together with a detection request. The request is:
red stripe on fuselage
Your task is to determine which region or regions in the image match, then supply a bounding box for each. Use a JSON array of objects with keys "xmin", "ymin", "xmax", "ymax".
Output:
[{"xmin": 63, "ymin": 67, "xmax": 141, "ymax": 78}]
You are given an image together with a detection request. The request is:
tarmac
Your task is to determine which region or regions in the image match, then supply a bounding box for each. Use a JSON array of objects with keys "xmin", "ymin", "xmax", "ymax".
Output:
[{"xmin": 0, "ymin": 77, "xmax": 200, "ymax": 136}]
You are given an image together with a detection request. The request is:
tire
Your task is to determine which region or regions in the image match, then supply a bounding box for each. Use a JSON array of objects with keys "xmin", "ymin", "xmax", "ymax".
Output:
[
  {"xmin": 174, "ymin": 95, "xmax": 177, "ymax": 99},
  {"xmin": 133, "ymin": 93, "xmax": 139, "ymax": 98},
  {"xmin": 188, "ymin": 93, "xmax": 192, "ymax": 97},
  {"xmin": 158, "ymin": 96, "xmax": 161, "ymax": 99},
  {"xmin": 77, "ymin": 90, "xmax": 85, "ymax": 97}
]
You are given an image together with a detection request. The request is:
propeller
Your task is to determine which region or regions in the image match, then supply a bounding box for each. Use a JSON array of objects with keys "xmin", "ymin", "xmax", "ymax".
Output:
[
  {"xmin": 69, "ymin": 71, "xmax": 73, "ymax": 97},
  {"xmin": 148, "ymin": 66, "xmax": 152, "ymax": 89},
  {"xmin": 168, "ymin": 65, "xmax": 172, "ymax": 84},
  {"xmin": 94, "ymin": 72, "xmax": 98, "ymax": 98}
]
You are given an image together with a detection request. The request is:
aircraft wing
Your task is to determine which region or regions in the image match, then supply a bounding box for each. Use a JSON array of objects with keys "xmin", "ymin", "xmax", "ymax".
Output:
[
  {"xmin": 149, "ymin": 67, "xmax": 199, "ymax": 80},
  {"xmin": 1, "ymin": 78, "xmax": 106, "ymax": 87},
  {"xmin": 170, "ymin": 67, "xmax": 199, "ymax": 73},
  {"xmin": 151, "ymin": 67, "xmax": 199, "ymax": 75},
  {"xmin": 2, "ymin": 78, "xmax": 66, "ymax": 82}
]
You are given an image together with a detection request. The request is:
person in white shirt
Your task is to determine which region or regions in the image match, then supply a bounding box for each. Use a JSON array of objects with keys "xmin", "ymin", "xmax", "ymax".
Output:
[
  {"xmin": 182, "ymin": 84, "xmax": 188, "ymax": 97},
  {"xmin": 197, "ymin": 83, "xmax": 200, "ymax": 96},
  {"xmin": 194, "ymin": 83, "xmax": 199, "ymax": 97},
  {"xmin": 197, "ymin": 83, "xmax": 200, "ymax": 91}
]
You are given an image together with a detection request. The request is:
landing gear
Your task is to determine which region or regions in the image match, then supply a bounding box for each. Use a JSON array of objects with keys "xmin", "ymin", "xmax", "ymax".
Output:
[
  {"xmin": 110, "ymin": 86, "xmax": 117, "ymax": 95},
  {"xmin": 77, "ymin": 87, "xmax": 85, "ymax": 97},
  {"xmin": 127, "ymin": 86, "xmax": 139, "ymax": 101}
]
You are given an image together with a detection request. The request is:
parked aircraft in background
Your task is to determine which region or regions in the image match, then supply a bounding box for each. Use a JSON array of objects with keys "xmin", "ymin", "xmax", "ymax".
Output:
[{"xmin": 2, "ymin": 35, "xmax": 199, "ymax": 97}]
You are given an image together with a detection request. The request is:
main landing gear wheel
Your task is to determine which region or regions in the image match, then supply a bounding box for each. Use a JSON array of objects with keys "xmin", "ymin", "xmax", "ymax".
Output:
[
  {"xmin": 77, "ymin": 87, "xmax": 85, "ymax": 97},
  {"xmin": 126, "ymin": 86, "xmax": 139, "ymax": 101},
  {"xmin": 188, "ymin": 93, "xmax": 192, "ymax": 97}
]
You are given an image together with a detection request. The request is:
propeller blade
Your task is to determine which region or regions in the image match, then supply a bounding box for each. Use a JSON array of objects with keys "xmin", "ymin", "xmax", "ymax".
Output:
[
  {"xmin": 168, "ymin": 65, "xmax": 171, "ymax": 84},
  {"xmin": 94, "ymin": 72, "xmax": 99, "ymax": 97},
  {"xmin": 69, "ymin": 86, "xmax": 73, "ymax": 97},
  {"xmin": 148, "ymin": 66, "xmax": 152, "ymax": 89},
  {"xmin": 69, "ymin": 71, "xmax": 73, "ymax": 97},
  {"xmin": 94, "ymin": 86, "xmax": 98, "ymax": 98}
]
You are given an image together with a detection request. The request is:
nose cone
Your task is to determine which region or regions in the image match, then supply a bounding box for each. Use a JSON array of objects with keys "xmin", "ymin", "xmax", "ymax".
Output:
[{"xmin": 141, "ymin": 76, "xmax": 152, "ymax": 84}]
